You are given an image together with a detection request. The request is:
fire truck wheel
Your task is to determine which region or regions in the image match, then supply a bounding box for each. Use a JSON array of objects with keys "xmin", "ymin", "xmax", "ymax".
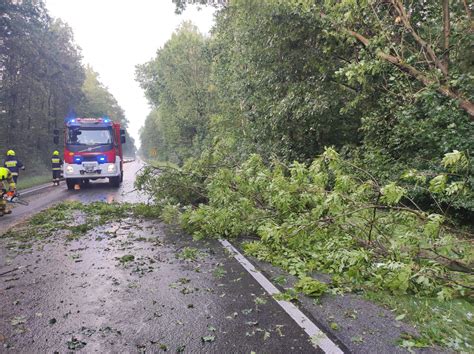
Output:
[
  {"xmin": 109, "ymin": 176, "xmax": 120, "ymax": 188},
  {"xmin": 66, "ymin": 179, "xmax": 75, "ymax": 190}
]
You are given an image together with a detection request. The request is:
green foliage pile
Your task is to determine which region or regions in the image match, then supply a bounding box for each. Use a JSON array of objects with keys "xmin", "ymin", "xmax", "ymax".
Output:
[
  {"xmin": 135, "ymin": 137, "xmax": 239, "ymax": 206},
  {"xmin": 144, "ymin": 149, "xmax": 473, "ymax": 297},
  {"xmin": 2, "ymin": 201, "xmax": 134, "ymax": 243},
  {"xmin": 136, "ymin": 148, "xmax": 473, "ymax": 348}
]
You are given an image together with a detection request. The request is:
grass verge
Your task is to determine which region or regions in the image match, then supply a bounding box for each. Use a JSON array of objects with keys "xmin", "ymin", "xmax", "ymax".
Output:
[{"xmin": 16, "ymin": 174, "xmax": 52, "ymax": 190}]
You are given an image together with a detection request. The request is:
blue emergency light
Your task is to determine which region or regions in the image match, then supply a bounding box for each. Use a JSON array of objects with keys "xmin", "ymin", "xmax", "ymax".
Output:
[
  {"xmin": 73, "ymin": 156, "xmax": 82, "ymax": 164},
  {"xmin": 97, "ymin": 155, "xmax": 107, "ymax": 163}
]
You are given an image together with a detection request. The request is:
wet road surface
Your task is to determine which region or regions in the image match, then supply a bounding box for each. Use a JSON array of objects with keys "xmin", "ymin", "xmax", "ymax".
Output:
[
  {"xmin": 0, "ymin": 160, "xmax": 432, "ymax": 353},
  {"xmin": 1, "ymin": 159, "xmax": 146, "ymax": 231},
  {"xmin": 0, "ymin": 160, "xmax": 321, "ymax": 353},
  {"xmin": 1, "ymin": 220, "xmax": 319, "ymax": 352}
]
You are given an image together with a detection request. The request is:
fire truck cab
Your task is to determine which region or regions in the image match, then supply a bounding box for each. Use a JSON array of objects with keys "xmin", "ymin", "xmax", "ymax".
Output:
[{"xmin": 54, "ymin": 117, "xmax": 126, "ymax": 190}]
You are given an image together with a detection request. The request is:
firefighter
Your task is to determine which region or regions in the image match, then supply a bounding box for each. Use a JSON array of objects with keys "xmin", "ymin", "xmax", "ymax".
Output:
[
  {"xmin": 4, "ymin": 150, "xmax": 25, "ymax": 184},
  {"xmin": 51, "ymin": 150, "xmax": 63, "ymax": 186},
  {"xmin": 0, "ymin": 167, "xmax": 16, "ymax": 216}
]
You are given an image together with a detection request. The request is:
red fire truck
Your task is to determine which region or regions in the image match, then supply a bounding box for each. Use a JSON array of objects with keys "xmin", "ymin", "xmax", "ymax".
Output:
[{"xmin": 54, "ymin": 117, "xmax": 126, "ymax": 190}]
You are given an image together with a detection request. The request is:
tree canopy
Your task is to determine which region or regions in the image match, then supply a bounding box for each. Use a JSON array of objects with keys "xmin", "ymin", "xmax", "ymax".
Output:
[
  {"xmin": 137, "ymin": 22, "xmax": 215, "ymax": 164},
  {"xmin": 144, "ymin": 0, "xmax": 472, "ymax": 172},
  {"xmin": 1, "ymin": 0, "xmax": 135, "ymax": 172}
]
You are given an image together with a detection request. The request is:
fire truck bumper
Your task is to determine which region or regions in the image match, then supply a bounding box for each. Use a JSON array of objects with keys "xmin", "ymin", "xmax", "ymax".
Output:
[{"xmin": 64, "ymin": 161, "xmax": 120, "ymax": 179}]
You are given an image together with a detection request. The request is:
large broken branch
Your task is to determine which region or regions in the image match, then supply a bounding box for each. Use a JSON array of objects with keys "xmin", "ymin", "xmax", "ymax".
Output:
[
  {"xmin": 346, "ymin": 30, "xmax": 474, "ymax": 119},
  {"xmin": 390, "ymin": 0, "xmax": 449, "ymax": 78},
  {"xmin": 463, "ymin": 0, "xmax": 472, "ymax": 21}
]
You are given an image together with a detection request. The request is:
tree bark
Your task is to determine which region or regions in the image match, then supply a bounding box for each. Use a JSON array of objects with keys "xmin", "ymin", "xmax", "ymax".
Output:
[{"xmin": 442, "ymin": 0, "xmax": 450, "ymax": 74}]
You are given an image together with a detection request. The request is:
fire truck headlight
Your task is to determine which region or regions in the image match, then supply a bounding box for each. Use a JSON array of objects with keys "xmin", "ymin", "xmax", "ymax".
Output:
[
  {"xmin": 107, "ymin": 164, "xmax": 116, "ymax": 173},
  {"xmin": 66, "ymin": 165, "xmax": 74, "ymax": 174}
]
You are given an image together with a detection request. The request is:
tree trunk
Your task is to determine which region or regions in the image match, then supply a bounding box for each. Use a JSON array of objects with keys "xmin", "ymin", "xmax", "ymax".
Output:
[{"xmin": 442, "ymin": 0, "xmax": 450, "ymax": 74}]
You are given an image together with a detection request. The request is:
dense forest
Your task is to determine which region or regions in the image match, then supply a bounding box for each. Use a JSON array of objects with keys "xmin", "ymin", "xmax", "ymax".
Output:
[
  {"xmin": 137, "ymin": 0, "xmax": 473, "ymax": 349},
  {"xmin": 139, "ymin": 0, "xmax": 473, "ymax": 214},
  {"xmin": 0, "ymin": 0, "xmax": 135, "ymax": 177}
]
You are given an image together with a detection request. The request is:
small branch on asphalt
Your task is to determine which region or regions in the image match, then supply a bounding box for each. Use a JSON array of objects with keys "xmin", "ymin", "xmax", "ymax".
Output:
[{"xmin": 0, "ymin": 267, "xmax": 20, "ymax": 277}]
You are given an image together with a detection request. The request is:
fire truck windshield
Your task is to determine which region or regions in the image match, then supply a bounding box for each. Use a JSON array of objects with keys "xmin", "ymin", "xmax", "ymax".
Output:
[{"xmin": 67, "ymin": 127, "xmax": 113, "ymax": 145}]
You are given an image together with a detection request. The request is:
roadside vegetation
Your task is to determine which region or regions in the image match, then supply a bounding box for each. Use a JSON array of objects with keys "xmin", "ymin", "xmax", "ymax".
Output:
[
  {"xmin": 16, "ymin": 174, "xmax": 51, "ymax": 190},
  {"xmin": 135, "ymin": 0, "xmax": 474, "ymax": 350},
  {"xmin": 2, "ymin": 201, "xmax": 135, "ymax": 245},
  {"xmin": 136, "ymin": 148, "xmax": 473, "ymax": 349}
]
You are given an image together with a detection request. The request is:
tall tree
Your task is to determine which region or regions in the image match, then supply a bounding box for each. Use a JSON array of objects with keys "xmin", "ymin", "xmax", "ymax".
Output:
[
  {"xmin": 0, "ymin": 0, "xmax": 84, "ymax": 171},
  {"xmin": 136, "ymin": 22, "xmax": 215, "ymax": 164},
  {"xmin": 77, "ymin": 66, "xmax": 136, "ymax": 156},
  {"xmin": 139, "ymin": 109, "xmax": 167, "ymax": 161},
  {"xmin": 210, "ymin": 1, "xmax": 364, "ymax": 162},
  {"xmin": 171, "ymin": 0, "xmax": 472, "ymax": 169}
]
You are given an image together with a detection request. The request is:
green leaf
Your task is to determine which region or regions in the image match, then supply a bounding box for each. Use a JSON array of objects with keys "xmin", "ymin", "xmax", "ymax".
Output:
[
  {"xmin": 429, "ymin": 175, "xmax": 448, "ymax": 194},
  {"xmin": 442, "ymin": 150, "xmax": 468, "ymax": 172},
  {"xmin": 295, "ymin": 277, "xmax": 328, "ymax": 297},
  {"xmin": 423, "ymin": 214, "xmax": 445, "ymax": 237},
  {"xmin": 380, "ymin": 182, "xmax": 406, "ymax": 205},
  {"xmin": 395, "ymin": 313, "xmax": 406, "ymax": 321},
  {"xmin": 201, "ymin": 335, "xmax": 215, "ymax": 343}
]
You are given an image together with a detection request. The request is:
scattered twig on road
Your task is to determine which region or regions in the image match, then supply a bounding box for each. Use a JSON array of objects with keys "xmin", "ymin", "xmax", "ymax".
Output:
[
  {"xmin": 122, "ymin": 188, "xmax": 139, "ymax": 195},
  {"xmin": 0, "ymin": 267, "xmax": 20, "ymax": 277}
]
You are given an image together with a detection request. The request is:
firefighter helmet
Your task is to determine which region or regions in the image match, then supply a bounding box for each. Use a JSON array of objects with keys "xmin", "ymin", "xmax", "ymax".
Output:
[
  {"xmin": 53, "ymin": 150, "xmax": 60, "ymax": 156},
  {"xmin": 7, "ymin": 150, "xmax": 15, "ymax": 156}
]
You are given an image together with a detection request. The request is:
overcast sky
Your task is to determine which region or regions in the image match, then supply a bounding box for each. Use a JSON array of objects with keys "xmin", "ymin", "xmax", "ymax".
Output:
[{"xmin": 44, "ymin": 0, "xmax": 216, "ymax": 147}]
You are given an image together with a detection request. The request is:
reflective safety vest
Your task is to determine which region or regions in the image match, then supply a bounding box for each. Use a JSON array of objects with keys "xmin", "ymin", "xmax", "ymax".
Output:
[
  {"xmin": 51, "ymin": 156, "xmax": 63, "ymax": 170},
  {"xmin": 0, "ymin": 167, "xmax": 16, "ymax": 191},
  {"xmin": 4, "ymin": 157, "xmax": 24, "ymax": 176}
]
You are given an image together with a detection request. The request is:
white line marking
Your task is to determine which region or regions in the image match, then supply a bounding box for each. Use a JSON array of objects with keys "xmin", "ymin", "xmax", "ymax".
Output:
[
  {"xmin": 219, "ymin": 239, "xmax": 344, "ymax": 354},
  {"xmin": 20, "ymin": 183, "xmax": 52, "ymax": 196}
]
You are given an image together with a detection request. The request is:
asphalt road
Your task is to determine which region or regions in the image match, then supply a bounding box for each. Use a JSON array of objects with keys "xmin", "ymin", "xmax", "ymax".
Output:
[
  {"xmin": 0, "ymin": 160, "xmax": 324, "ymax": 353},
  {"xmin": 1, "ymin": 159, "xmax": 146, "ymax": 231}
]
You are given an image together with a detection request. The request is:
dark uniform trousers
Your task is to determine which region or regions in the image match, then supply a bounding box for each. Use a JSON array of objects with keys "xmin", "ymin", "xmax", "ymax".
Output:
[{"xmin": 52, "ymin": 157, "xmax": 63, "ymax": 184}]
